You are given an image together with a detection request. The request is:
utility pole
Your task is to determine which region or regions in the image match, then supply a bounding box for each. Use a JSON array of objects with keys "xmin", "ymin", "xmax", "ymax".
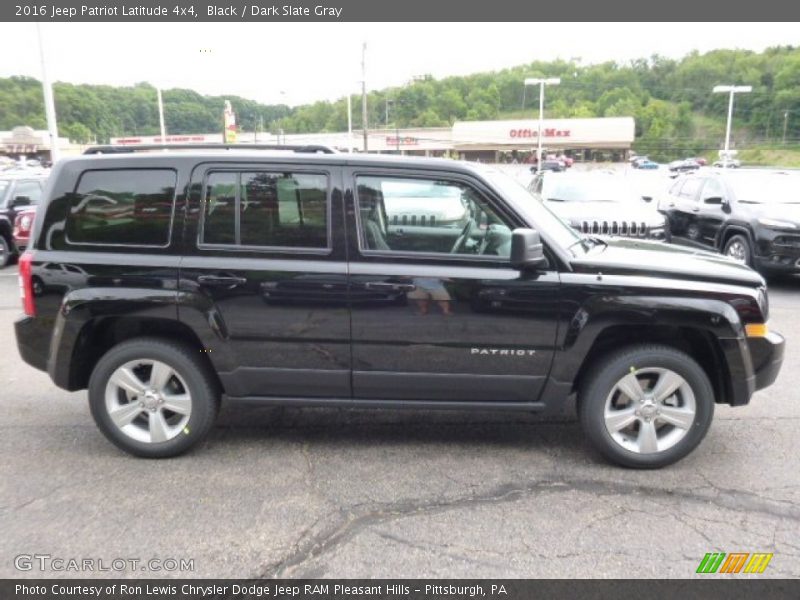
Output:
[
  {"xmin": 783, "ymin": 111, "xmax": 789, "ymax": 145},
  {"xmin": 361, "ymin": 42, "xmax": 368, "ymax": 152},
  {"xmin": 36, "ymin": 23, "xmax": 59, "ymax": 163}
]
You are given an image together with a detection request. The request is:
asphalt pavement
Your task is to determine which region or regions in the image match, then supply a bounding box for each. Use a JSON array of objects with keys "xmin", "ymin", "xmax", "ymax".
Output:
[{"xmin": 0, "ymin": 265, "xmax": 798, "ymax": 579}]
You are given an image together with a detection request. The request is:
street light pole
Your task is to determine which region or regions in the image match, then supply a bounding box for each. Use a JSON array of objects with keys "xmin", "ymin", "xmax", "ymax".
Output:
[
  {"xmin": 35, "ymin": 23, "xmax": 59, "ymax": 163},
  {"xmin": 524, "ymin": 77, "xmax": 560, "ymax": 173},
  {"xmin": 712, "ymin": 85, "xmax": 752, "ymax": 168},
  {"xmin": 346, "ymin": 93, "xmax": 353, "ymax": 153},
  {"xmin": 361, "ymin": 42, "xmax": 368, "ymax": 152},
  {"xmin": 156, "ymin": 87, "xmax": 167, "ymax": 144}
]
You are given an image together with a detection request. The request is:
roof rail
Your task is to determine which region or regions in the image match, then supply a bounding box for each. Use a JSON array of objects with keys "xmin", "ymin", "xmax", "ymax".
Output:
[{"xmin": 83, "ymin": 143, "xmax": 337, "ymax": 155}]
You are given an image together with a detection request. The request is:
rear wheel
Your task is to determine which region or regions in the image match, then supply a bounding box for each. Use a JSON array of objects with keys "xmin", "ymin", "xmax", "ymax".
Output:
[
  {"xmin": 723, "ymin": 234, "xmax": 752, "ymax": 267},
  {"xmin": 88, "ymin": 338, "xmax": 220, "ymax": 458},
  {"xmin": 578, "ymin": 345, "xmax": 714, "ymax": 468},
  {"xmin": 0, "ymin": 236, "xmax": 10, "ymax": 268}
]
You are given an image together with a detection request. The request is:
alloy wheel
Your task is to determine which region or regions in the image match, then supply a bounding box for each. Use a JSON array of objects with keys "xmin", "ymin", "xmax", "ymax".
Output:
[
  {"xmin": 104, "ymin": 359, "xmax": 192, "ymax": 444},
  {"xmin": 603, "ymin": 367, "xmax": 696, "ymax": 454}
]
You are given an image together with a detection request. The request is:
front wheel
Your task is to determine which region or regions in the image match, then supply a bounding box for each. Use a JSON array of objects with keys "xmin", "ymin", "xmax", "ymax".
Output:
[
  {"xmin": 88, "ymin": 338, "xmax": 220, "ymax": 458},
  {"xmin": 578, "ymin": 345, "xmax": 714, "ymax": 468},
  {"xmin": 723, "ymin": 234, "xmax": 752, "ymax": 267}
]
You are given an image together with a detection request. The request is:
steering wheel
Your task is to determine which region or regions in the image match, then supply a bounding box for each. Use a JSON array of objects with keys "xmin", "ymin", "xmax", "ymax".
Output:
[{"xmin": 450, "ymin": 218, "xmax": 477, "ymax": 254}]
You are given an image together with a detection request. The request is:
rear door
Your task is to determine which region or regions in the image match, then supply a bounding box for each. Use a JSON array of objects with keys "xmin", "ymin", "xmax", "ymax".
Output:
[
  {"xmin": 179, "ymin": 161, "xmax": 351, "ymax": 398},
  {"xmin": 344, "ymin": 167, "xmax": 560, "ymax": 404}
]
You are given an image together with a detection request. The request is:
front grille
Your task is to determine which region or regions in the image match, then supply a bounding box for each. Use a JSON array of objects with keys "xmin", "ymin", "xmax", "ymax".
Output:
[
  {"xmin": 577, "ymin": 220, "xmax": 649, "ymax": 237},
  {"xmin": 774, "ymin": 235, "xmax": 800, "ymax": 249}
]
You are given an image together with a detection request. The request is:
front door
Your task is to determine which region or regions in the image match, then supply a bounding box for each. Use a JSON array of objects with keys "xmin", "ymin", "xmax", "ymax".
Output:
[
  {"xmin": 179, "ymin": 162, "xmax": 351, "ymax": 398},
  {"xmin": 345, "ymin": 169, "xmax": 560, "ymax": 404}
]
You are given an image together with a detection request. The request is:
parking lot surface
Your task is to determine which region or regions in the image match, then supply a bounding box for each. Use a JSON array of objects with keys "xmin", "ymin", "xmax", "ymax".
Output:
[{"xmin": 0, "ymin": 265, "xmax": 798, "ymax": 578}]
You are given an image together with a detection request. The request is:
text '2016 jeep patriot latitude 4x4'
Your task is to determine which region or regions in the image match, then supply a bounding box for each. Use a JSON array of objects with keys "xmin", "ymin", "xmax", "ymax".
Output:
[{"xmin": 15, "ymin": 146, "xmax": 785, "ymax": 468}]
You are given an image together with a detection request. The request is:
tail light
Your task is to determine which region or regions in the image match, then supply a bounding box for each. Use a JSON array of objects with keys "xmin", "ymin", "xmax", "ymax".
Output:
[
  {"xmin": 18, "ymin": 252, "xmax": 36, "ymax": 317},
  {"xmin": 13, "ymin": 212, "xmax": 34, "ymax": 238}
]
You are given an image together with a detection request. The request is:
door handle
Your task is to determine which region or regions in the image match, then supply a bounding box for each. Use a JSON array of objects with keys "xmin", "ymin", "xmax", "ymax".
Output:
[
  {"xmin": 692, "ymin": 207, "xmax": 700, "ymax": 213},
  {"xmin": 364, "ymin": 282, "xmax": 416, "ymax": 292},
  {"xmin": 197, "ymin": 275, "xmax": 248, "ymax": 288}
]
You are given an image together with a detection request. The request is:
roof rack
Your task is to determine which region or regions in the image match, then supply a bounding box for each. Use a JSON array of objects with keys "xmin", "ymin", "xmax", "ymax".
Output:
[{"xmin": 83, "ymin": 143, "xmax": 337, "ymax": 155}]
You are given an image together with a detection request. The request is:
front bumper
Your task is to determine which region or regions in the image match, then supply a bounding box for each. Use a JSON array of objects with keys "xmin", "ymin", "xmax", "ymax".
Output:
[
  {"xmin": 749, "ymin": 330, "xmax": 786, "ymax": 391},
  {"xmin": 754, "ymin": 228, "xmax": 800, "ymax": 273}
]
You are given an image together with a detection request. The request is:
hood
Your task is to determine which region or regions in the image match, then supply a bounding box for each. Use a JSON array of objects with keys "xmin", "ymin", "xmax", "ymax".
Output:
[
  {"xmin": 571, "ymin": 238, "xmax": 764, "ymax": 287},
  {"xmin": 545, "ymin": 200, "xmax": 663, "ymax": 226},
  {"xmin": 749, "ymin": 203, "xmax": 800, "ymax": 225}
]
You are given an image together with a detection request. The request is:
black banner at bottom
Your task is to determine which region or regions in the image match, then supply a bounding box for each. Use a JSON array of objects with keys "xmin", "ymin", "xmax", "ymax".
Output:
[{"xmin": 3, "ymin": 579, "xmax": 800, "ymax": 600}]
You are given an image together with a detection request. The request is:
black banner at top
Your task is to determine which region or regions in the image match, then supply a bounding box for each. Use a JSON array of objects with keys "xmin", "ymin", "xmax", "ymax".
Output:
[{"xmin": 2, "ymin": 0, "xmax": 800, "ymax": 21}]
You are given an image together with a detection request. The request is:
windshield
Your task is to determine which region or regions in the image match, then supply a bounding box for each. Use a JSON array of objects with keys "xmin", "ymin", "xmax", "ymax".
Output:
[
  {"xmin": 482, "ymin": 169, "xmax": 583, "ymax": 252},
  {"xmin": 544, "ymin": 178, "xmax": 643, "ymax": 203},
  {"xmin": 730, "ymin": 174, "xmax": 800, "ymax": 204}
]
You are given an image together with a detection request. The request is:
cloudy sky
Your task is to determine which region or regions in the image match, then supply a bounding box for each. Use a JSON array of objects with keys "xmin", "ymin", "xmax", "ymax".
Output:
[{"xmin": 1, "ymin": 22, "xmax": 797, "ymax": 105}]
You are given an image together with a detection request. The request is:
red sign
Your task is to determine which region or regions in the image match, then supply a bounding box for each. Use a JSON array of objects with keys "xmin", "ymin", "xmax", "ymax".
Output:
[
  {"xmin": 509, "ymin": 128, "xmax": 571, "ymax": 139},
  {"xmin": 115, "ymin": 135, "xmax": 210, "ymax": 145},
  {"xmin": 386, "ymin": 136, "xmax": 419, "ymax": 146}
]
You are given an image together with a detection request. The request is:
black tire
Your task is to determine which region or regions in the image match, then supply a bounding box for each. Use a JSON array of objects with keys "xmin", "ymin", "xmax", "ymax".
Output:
[
  {"xmin": 578, "ymin": 345, "xmax": 714, "ymax": 469},
  {"xmin": 723, "ymin": 234, "xmax": 752, "ymax": 267},
  {"xmin": 88, "ymin": 337, "xmax": 220, "ymax": 458},
  {"xmin": 0, "ymin": 235, "xmax": 10, "ymax": 268}
]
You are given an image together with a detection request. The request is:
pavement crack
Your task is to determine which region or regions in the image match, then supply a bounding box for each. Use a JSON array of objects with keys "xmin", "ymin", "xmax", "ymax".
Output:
[{"xmin": 256, "ymin": 476, "xmax": 800, "ymax": 578}]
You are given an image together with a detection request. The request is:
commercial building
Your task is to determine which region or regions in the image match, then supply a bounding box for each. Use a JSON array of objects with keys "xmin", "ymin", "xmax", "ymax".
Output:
[{"xmin": 0, "ymin": 115, "xmax": 627, "ymax": 163}]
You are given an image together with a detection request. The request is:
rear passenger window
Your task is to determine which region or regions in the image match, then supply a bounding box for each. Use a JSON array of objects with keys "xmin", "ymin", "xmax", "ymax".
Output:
[
  {"xmin": 66, "ymin": 169, "xmax": 176, "ymax": 246},
  {"xmin": 201, "ymin": 171, "xmax": 328, "ymax": 249},
  {"xmin": 679, "ymin": 177, "xmax": 701, "ymax": 200}
]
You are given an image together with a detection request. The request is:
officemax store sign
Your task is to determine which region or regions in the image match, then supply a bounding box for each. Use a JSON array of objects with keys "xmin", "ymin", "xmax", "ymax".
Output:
[{"xmin": 509, "ymin": 128, "xmax": 571, "ymax": 139}]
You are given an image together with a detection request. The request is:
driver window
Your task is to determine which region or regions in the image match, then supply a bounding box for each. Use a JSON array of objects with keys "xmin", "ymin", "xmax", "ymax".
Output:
[{"xmin": 356, "ymin": 175, "xmax": 513, "ymax": 258}]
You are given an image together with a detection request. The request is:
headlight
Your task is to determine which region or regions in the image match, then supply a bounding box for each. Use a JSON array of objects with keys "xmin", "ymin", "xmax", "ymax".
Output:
[{"xmin": 758, "ymin": 217, "xmax": 797, "ymax": 229}]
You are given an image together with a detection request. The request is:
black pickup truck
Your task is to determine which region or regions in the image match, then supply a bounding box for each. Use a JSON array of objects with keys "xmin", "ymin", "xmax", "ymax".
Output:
[{"xmin": 15, "ymin": 146, "xmax": 785, "ymax": 468}]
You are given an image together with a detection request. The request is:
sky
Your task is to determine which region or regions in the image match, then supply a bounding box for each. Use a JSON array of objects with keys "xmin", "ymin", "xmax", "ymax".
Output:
[{"xmin": 0, "ymin": 22, "xmax": 798, "ymax": 106}]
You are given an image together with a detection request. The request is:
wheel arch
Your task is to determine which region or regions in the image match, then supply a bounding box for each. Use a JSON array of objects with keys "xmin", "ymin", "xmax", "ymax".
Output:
[
  {"xmin": 572, "ymin": 325, "xmax": 732, "ymax": 406},
  {"xmin": 717, "ymin": 223, "xmax": 755, "ymax": 252},
  {"xmin": 64, "ymin": 316, "xmax": 223, "ymax": 394}
]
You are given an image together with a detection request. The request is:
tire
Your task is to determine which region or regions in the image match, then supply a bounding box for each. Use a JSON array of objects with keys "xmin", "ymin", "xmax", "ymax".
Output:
[
  {"xmin": 723, "ymin": 234, "xmax": 752, "ymax": 267},
  {"xmin": 578, "ymin": 345, "xmax": 714, "ymax": 469},
  {"xmin": 88, "ymin": 337, "xmax": 220, "ymax": 458},
  {"xmin": 0, "ymin": 236, "xmax": 10, "ymax": 268}
]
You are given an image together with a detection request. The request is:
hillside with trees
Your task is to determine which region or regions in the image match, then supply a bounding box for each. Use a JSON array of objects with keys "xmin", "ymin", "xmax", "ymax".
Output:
[{"xmin": 1, "ymin": 46, "xmax": 799, "ymax": 161}]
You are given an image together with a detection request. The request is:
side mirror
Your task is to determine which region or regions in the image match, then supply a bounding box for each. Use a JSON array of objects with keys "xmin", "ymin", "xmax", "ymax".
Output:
[
  {"xmin": 703, "ymin": 196, "xmax": 724, "ymax": 205},
  {"xmin": 510, "ymin": 228, "xmax": 547, "ymax": 270},
  {"xmin": 641, "ymin": 196, "xmax": 653, "ymax": 203},
  {"xmin": 11, "ymin": 196, "xmax": 31, "ymax": 208}
]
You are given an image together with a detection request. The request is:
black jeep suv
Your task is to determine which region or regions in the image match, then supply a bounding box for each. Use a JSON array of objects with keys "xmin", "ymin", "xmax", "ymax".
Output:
[
  {"xmin": 659, "ymin": 169, "xmax": 800, "ymax": 275},
  {"xmin": 15, "ymin": 146, "xmax": 785, "ymax": 468}
]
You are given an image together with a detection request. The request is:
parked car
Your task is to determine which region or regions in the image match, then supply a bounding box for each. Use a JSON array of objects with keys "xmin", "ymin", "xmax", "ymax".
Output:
[
  {"xmin": 15, "ymin": 144, "xmax": 784, "ymax": 468},
  {"xmin": 634, "ymin": 159, "xmax": 659, "ymax": 170},
  {"xmin": 668, "ymin": 159, "xmax": 701, "ymax": 174},
  {"xmin": 527, "ymin": 171, "xmax": 666, "ymax": 238},
  {"xmin": 13, "ymin": 205, "xmax": 36, "ymax": 253},
  {"xmin": 530, "ymin": 159, "xmax": 564, "ymax": 173},
  {"xmin": 658, "ymin": 169, "xmax": 800, "ymax": 274},
  {"xmin": 713, "ymin": 158, "xmax": 741, "ymax": 168},
  {"xmin": 0, "ymin": 172, "xmax": 47, "ymax": 266}
]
